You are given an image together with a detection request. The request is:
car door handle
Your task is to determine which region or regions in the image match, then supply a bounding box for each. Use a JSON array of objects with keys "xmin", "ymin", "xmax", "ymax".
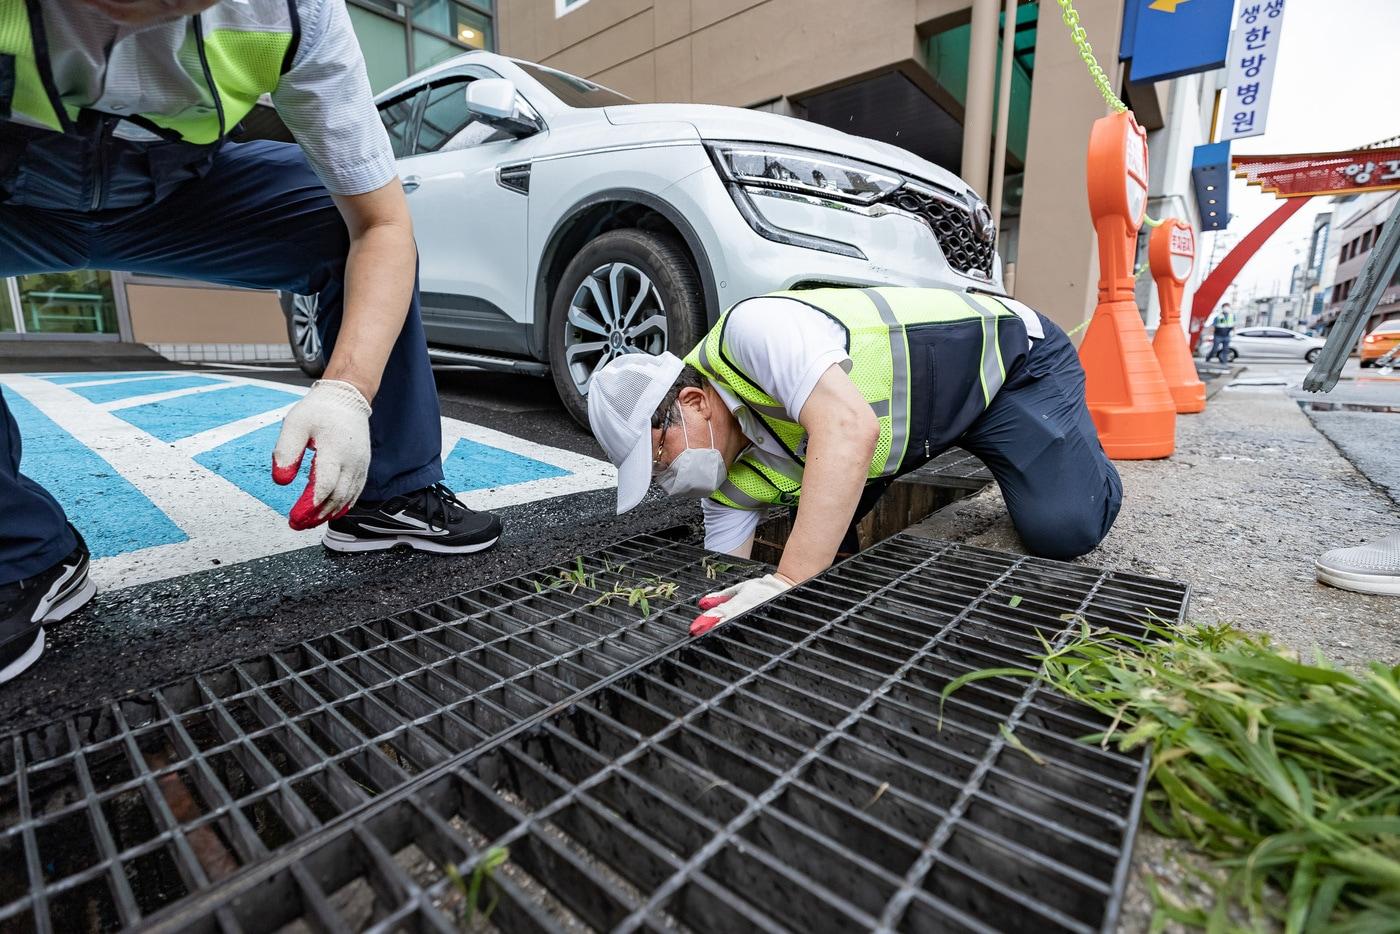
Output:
[{"xmin": 402, "ymin": 175, "xmax": 421, "ymax": 193}]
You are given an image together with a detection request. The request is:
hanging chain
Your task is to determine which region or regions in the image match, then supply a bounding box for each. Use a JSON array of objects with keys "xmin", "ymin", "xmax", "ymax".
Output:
[{"xmin": 1056, "ymin": 0, "xmax": 1127, "ymax": 113}]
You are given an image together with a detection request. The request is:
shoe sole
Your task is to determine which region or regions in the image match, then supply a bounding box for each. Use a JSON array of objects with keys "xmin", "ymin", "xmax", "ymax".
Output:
[
  {"xmin": 322, "ymin": 529, "xmax": 502, "ymax": 555},
  {"xmin": 0, "ymin": 628, "xmax": 44, "ymax": 685},
  {"xmin": 1315, "ymin": 564, "xmax": 1400, "ymax": 596},
  {"xmin": 0, "ymin": 561, "xmax": 94, "ymax": 686}
]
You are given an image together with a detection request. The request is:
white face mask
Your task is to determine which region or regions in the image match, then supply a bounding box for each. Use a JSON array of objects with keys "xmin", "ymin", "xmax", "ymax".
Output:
[{"xmin": 656, "ymin": 405, "xmax": 728, "ymax": 499}]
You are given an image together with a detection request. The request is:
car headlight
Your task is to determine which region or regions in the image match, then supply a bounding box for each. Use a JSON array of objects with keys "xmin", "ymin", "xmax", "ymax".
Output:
[{"xmin": 707, "ymin": 142, "xmax": 902, "ymax": 205}]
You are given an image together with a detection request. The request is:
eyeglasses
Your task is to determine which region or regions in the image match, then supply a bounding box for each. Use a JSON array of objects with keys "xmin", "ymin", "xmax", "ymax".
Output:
[{"xmin": 651, "ymin": 407, "xmax": 674, "ymax": 475}]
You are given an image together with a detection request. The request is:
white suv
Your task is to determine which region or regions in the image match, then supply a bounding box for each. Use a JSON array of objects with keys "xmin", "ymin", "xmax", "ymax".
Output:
[{"xmin": 282, "ymin": 51, "xmax": 1003, "ymax": 424}]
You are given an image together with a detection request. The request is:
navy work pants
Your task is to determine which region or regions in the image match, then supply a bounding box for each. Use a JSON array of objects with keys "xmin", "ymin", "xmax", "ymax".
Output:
[
  {"xmin": 0, "ymin": 138, "xmax": 443, "ymax": 584},
  {"xmin": 1206, "ymin": 328, "xmax": 1233, "ymax": 365},
  {"xmin": 847, "ymin": 316, "xmax": 1122, "ymax": 560}
]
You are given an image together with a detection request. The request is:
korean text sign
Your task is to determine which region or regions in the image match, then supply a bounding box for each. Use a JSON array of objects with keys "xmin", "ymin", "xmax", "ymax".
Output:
[{"xmin": 1220, "ymin": 0, "xmax": 1286, "ymax": 142}]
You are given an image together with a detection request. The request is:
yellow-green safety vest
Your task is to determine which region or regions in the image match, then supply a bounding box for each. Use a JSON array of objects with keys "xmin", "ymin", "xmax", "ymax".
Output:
[
  {"xmin": 685, "ymin": 287, "xmax": 1020, "ymax": 511},
  {"xmin": 0, "ymin": 0, "xmax": 298, "ymax": 145}
]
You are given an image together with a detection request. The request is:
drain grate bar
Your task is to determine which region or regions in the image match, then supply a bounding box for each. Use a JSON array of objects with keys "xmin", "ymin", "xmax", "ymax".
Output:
[
  {"xmin": 0, "ymin": 533, "xmax": 762, "ymax": 934},
  {"xmin": 905, "ymin": 448, "xmax": 993, "ymax": 491},
  {"xmin": 99, "ymin": 534, "xmax": 1187, "ymax": 934}
]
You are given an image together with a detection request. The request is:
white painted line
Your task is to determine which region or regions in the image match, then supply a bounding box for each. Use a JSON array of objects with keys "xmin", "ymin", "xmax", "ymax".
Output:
[
  {"xmin": 194, "ymin": 363, "xmax": 304, "ymax": 372},
  {"xmin": 56, "ymin": 373, "xmax": 196, "ymax": 389},
  {"xmin": 173, "ymin": 404, "xmax": 297, "ymax": 457},
  {"xmin": 438, "ymin": 418, "xmax": 616, "ymax": 509},
  {"xmin": 101, "ymin": 380, "xmax": 239, "ymax": 411}
]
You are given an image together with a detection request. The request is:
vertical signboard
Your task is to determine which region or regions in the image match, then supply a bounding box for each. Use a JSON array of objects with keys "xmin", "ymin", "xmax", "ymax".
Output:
[{"xmin": 1220, "ymin": 1, "xmax": 1287, "ymax": 141}]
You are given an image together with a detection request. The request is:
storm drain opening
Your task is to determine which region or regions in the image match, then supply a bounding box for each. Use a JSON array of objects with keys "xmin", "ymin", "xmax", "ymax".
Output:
[
  {"xmin": 0, "ymin": 533, "xmax": 761, "ymax": 934},
  {"xmin": 753, "ymin": 449, "xmax": 993, "ymax": 564},
  {"xmin": 61, "ymin": 533, "xmax": 1191, "ymax": 934}
]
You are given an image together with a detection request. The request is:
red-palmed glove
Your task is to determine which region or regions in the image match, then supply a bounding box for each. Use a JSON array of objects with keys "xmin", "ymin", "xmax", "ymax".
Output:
[
  {"xmin": 691, "ymin": 573, "xmax": 791, "ymax": 636},
  {"xmin": 272, "ymin": 379, "xmax": 372, "ymax": 530}
]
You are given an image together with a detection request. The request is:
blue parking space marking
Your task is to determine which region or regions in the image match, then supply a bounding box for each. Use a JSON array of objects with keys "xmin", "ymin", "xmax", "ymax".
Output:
[
  {"xmin": 117, "ymin": 384, "xmax": 300, "ymax": 442},
  {"xmin": 68, "ymin": 375, "xmax": 225, "ymax": 404},
  {"xmin": 1, "ymin": 370, "xmax": 615, "ymax": 590},
  {"xmin": 1, "ymin": 386, "xmax": 187, "ymax": 559},
  {"xmin": 194, "ymin": 422, "xmax": 313, "ymax": 515},
  {"xmin": 37, "ymin": 372, "xmax": 174, "ymax": 385},
  {"xmin": 442, "ymin": 437, "xmax": 569, "ymax": 492}
]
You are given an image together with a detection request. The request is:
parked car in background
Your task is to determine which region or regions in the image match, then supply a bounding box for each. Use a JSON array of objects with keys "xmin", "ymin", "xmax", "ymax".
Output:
[
  {"xmin": 1360, "ymin": 318, "xmax": 1400, "ymax": 366},
  {"xmin": 1204, "ymin": 326, "xmax": 1325, "ymax": 363},
  {"xmin": 281, "ymin": 51, "xmax": 1003, "ymax": 424}
]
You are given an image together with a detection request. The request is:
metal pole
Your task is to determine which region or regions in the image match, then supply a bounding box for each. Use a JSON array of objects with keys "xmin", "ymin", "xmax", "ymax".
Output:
[
  {"xmin": 1304, "ymin": 205, "xmax": 1400, "ymax": 392},
  {"xmin": 961, "ymin": 0, "xmax": 1000, "ymax": 199},
  {"xmin": 989, "ymin": 0, "xmax": 1017, "ymax": 233}
]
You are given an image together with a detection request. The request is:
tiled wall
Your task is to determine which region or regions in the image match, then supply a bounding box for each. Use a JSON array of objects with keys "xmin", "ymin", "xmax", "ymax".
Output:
[{"xmin": 149, "ymin": 343, "xmax": 296, "ymax": 363}]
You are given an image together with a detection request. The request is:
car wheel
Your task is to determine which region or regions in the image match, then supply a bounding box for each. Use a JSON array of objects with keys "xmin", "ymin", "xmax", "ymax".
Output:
[
  {"xmin": 1305, "ymin": 347, "xmax": 1321, "ymax": 364},
  {"xmin": 280, "ymin": 292, "xmax": 327, "ymax": 378},
  {"xmin": 1226, "ymin": 349, "xmax": 1239, "ymax": 363},
  {"xmin": 549, "ymin": 229, "xmax": 706, "ymax": 427},
  {"xmin": 1360, "ymin": 359, "xmax": 1373, "ymax": 368}
]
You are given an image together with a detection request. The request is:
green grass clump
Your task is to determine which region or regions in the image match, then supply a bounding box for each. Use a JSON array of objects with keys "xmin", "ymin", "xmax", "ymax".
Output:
[
  {"xmin": 444, "ymin": 846, "xmax": 509, "ymax": 927},
  {"xmin": 943, "ymin": 621, "xmax": 1400, "ymax": 933}
]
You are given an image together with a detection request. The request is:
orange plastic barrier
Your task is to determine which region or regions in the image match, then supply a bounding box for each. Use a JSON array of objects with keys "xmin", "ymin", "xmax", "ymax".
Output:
[
  {"xmin": 1077, "ymin": 111, "xmax": 1176, "ymax": 459},
  {"xmin": 1149, "ymin": 220, "xmax": 1206, "ymax": 413}
]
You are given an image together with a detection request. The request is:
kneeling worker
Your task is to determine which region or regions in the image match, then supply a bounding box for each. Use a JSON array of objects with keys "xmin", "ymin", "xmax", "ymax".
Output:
[{"xmin": 588, "ymin": 287, "xmax": 1122, "ymax": 634}]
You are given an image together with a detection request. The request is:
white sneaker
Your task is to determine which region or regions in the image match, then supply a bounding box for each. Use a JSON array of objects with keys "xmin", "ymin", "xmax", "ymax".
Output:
[{"xmin": 1316, "ymin": 532, "xmax": 1400, "ymax": 596}]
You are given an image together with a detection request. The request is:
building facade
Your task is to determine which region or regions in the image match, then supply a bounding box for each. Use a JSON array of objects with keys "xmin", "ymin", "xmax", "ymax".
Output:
[
  {"xmin": 0, "ymin": 1, "xmax": 495, "ymax": 358},
  {"xmin": 2, "ymin": 0, "xmax": 1222, "ymax": 355},
  {"xmin": 1318, "ymin": 191, "xmax": 1398, "ymax": 336}
]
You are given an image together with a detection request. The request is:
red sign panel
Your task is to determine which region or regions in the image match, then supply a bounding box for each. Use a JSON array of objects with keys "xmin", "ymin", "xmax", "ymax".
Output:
[{"xmin": 1233, "ymin": 147, "xmax": 1400, "ymax": 198}]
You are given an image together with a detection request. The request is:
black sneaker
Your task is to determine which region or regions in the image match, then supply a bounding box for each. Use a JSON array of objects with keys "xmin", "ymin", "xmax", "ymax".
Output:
[
  {"xmin": 322, "ymin": 483, "xmax": 502, "ymax": 554},
  {"xmin": 1, "ymin": 526, "xmax": 96, "ymax": 685}
]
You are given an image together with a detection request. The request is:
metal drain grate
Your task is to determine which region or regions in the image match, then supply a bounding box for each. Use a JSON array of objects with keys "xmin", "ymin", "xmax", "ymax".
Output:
[
  {"xmin": 0, "ymin": 533, "xmax": 758, "ymax": 934},
  {"xmin": 907, "ymin": 448, "xmax": 993, "ymax": 491},
  {"xmin": 56, "ymin": 533, "xmax": 1188, "ymax": 934}
]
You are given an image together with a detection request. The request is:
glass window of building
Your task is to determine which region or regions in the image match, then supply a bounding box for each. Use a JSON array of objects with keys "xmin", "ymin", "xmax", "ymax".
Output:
[
  {"xmin": 13, "ymin": 271, "xmax": 119, "ymax": 335},
  {"xmin": 347, "ymin": 1, "xmax": 495, "ymax": 94}
]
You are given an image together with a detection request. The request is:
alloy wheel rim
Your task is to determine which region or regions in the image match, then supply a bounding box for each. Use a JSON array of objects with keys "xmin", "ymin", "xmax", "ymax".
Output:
[
  {"xmin": 563, "ymin": 262, "xmax": 668, "ymax": 396},
  {"xmin": 291, "ymin": 294, "xmax": 322, "ymax": 362}
]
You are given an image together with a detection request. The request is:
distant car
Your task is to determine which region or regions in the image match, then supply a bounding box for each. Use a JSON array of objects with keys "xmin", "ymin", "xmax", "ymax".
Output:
[
  {"xmin": 279, "ymin": 51, "xmax": 1003, "ymax": 424},
  {"xmin": 1207, "ymin": 326, "xmax": 1325, "ymax": 363},
  {"xmin": 1360, "ymin": 319, "xmax": 1400, "ymax": 366}
]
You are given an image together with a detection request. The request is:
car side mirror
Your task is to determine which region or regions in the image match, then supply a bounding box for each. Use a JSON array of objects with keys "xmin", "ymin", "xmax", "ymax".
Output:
[{"xmin": 465, "ymin": 78, "xmax": 541, "ymax": 137}]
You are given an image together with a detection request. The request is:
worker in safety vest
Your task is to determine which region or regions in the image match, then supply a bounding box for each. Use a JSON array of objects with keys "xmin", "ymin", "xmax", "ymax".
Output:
[
  {"xmin": 1204, "ymin": 303, "xmax": 1237, "ymax": 365},
  {"xmin": 0, "ymin": 0, "xmax": 502, "ymax": 686},
  {"xmin": 588, "ymin": 287, "xmax": 1123, "ymax": 634}
]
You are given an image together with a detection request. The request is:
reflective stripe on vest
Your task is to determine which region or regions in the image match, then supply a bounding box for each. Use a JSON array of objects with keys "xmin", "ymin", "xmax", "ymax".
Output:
[
  {"xmin": 0, "ymin": 0, "xmax": 297, "ymax": 145},
  {"xmin": 687, "ymin": 286, "xmax": 1018, "ymax": 510}
]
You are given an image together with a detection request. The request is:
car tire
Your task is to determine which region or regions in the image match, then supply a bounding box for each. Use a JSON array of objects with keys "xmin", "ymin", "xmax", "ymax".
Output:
[
  {"xmin": 548, "ymin": 228, "xmax": 706, "ymax": 427},
  {"xmin": 280, "ymin": 292, "xmax": 327, "ymax": 378},
  {"xmin": 1360, "ymin": 359, "xmax": 1373, "ymax": 368},
  {"xmin": 1305, "ymin": 347, "xmax": 1321, "ymax": 364},
  {"xmin": 1226, "ymin": 349, "xmax": 1239, "ymax": 363}
]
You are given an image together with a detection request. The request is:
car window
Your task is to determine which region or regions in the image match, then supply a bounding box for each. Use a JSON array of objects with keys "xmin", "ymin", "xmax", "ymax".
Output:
[
  {"xmin": 516, "ymin": 61, "xmax": 634, "ymax": 108},
  {"xmin": 415, "ymin": 79, "xmax": 514, "ymax": 153},
  {"xmin": 1236, "ymin": 329, "xmax": 1261, "ymax": 337},
  {"xmin": 1264, "ymin": 329, "xmax": 1293, "ymax": 338},
  {"xmin": 379, "ymin": 91, "xmax": 424, "ymax": 158},
  {"xmin": 1375, "ymin": 320, "xmax": 1400, "ymax": 333}
]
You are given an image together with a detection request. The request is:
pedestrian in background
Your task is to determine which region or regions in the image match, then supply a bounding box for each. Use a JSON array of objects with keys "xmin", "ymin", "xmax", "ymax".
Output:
[{"xmin": 1204, "ymin": 302, "xmax": 1237, "ymax": 365}]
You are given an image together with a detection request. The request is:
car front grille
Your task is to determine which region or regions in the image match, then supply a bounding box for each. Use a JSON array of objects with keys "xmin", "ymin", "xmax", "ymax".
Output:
[{"xmin": 887, "ymin": 187, "xmax": 997, "ymax": 280}]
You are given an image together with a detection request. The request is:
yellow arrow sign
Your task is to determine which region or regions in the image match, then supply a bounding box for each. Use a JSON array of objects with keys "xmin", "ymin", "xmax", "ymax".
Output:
[{"xmin": 1148, "ymin": 0, "xmax": 1191, "ymax": 11}]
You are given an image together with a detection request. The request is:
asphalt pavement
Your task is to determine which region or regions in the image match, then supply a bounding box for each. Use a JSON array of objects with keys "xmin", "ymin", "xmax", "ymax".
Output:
[{"xmin": 0, "ymin": 350, "xmax": 696, "ymax": 731}]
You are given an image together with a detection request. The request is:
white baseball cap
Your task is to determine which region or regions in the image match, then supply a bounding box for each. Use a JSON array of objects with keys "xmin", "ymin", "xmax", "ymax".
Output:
[{"xmin": 587, "ymin": 351, "xmax": 686, "ymax": 514}]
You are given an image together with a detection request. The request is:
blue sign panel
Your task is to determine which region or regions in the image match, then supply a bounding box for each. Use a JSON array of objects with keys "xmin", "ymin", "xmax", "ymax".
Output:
[
  {"xmin": 1129, "ymin": 0, "xmax": 1234, "ymax": 84},
  {"xmin": 1191, "ymin": 141, "xmax": 1231, "ymax": 231}
]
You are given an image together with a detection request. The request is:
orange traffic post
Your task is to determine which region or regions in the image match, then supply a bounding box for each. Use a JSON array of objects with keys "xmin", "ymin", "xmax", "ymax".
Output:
[
  {"xmin": 1077, "ymin": 110, "xmax": 1176, "ymax": 459},
  {"xmin": 1149, "ymin": 219, "xmax": 1206, "ymax": 414}
]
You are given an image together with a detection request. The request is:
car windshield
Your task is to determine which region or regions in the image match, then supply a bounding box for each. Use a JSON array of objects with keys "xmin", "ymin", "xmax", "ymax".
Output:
[
  {"xmin": 1374, "ymin": 321, "xmax": 1400, "ymax": 333},
  {"xmin": 517, "ymin": 62, "xmax": 634, "ymax": 108}
]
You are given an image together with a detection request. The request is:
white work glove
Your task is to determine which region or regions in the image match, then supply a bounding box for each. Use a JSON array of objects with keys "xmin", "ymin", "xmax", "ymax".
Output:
[
  {"xmin": 271, "ymin": 379, "xmax": 372, "ymax": 530},
  {"xmin": 691, "ymin": 573, "xmax": 792, "ymax": 636}
]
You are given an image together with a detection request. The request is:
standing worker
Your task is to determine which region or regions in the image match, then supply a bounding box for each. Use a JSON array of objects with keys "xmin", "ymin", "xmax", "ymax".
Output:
[
  {"xmin": 588, "ymin": 287, "xmax": 1123, "ymax": 634},
  {"xmin": 1204, "ymin": 302, "xmax": 1237, "ymax": 365},
  {"xmin": 0, "ymin": 0, "xmax": 503, "ymax": 685}
]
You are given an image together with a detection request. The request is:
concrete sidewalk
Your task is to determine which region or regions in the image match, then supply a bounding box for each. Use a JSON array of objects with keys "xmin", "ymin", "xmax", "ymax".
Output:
[{"xmin": 909, "ymin": 383, "xmax": 1400, "ymax": 932}]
